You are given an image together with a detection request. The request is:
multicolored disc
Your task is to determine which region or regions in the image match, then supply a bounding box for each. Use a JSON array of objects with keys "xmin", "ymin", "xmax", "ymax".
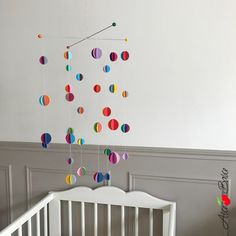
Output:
[
  {"xmin": 67, "ymin": 157, "xmax": 74, "ymax": 165},
  {"xmin": 108, "ymin": 119, "xmax": 119, "ymax": 130},
  {"xmin": 39, "ymin": 56, "xmax": 48, "ymax": 65},
  {"xmin": 94, "ymin": 122, "xmax": 102, "ymax": 133},
  {"xmin": 121, "ymin": 124, "xmax": 130, "ymax": 133},
  {"xmin": 39, "ymin": 95, "xmax": 51, "ymax": 106},
  {"xmin": 110, "ymin": 52, "xmax": 118, "ymax": 62},
  {"xmin": 77, "ymin": 106, "xmax": 84, "ymax": 114},
  {"xmin": 109, "ymin": 152, "xmax": 120, "ymax": 164},
  {"xmin": 93, "ymin": 84, "xmax": 101, "ymax": 93},
  {"xmin": 77, "ymin": 167, "xmax": 87, "ymax": 176},
  {"xmin": 66, "ymin": 174, "xmax": 77, "ymax": 185},
  {"xmin": 91, "ymin": 48, "xmax": 102, "ymax": 59},
  {"xmin": 121, "ymin": 51, "xmax": 129, "ymax": 61},
  {"xmin": 93, "ymin": 172, "xmax": 104, "ymax": 183},
  {"xmin": 65, "ymin": 133, "xmax": 75, "ymax": 144},
  {"xmin": 67, "ymin": 127, "xmax": 74, "ymax": 134},
  {"xmin": 104, "ymin": 173, "xmax": 111, "ymax": 181},
  {"xmin": 64, "ymin": 51, "xmax": 72, "ymax": 60},
  {"xmin": 65, "ymin": 93, "xmax": 74, "ymax": 102},
  {"xmin": 41, "ymin": 133, "xmax": 52, "ymax": 144},
  {"xmin": 122, "ymin": 152, "xmax": 129, "ymax": 160},
  {"xmin": 103, "ymin": 65, "xmax": 110, "ymax": 73},
  {"xmin": 122, "ymin": 90, "xmax": 128, "ymax": 98},
  {"xmin": 77, "ymin": 138, "xmax": 85, "ymax": 145},
  {"xmin": 76, "ymin": 73, "xmax": 83, "ymax": 81},
  {"xmin": 103, "ymin": 107, "xmax": 111, "ymax": 117},
  {"xmin": 104, "ymin": 148, "xmax": 112, "ymax": 156},
  {"xmin": 65, "ymin": 84, "xmax": 72, "ymax": 93},
  {"xmin": 109, "ymin": 84, "xmax": 118, "ymax": 93},
  {"xmin": 66, "ymin": 65, "xmax": 72, "ymax": 71}
]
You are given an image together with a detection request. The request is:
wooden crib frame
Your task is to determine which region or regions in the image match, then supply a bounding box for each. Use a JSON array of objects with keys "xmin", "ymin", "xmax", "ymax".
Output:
[{"xmin": 0, "ymin": 186, "xmax": 176, "ymax": 236}]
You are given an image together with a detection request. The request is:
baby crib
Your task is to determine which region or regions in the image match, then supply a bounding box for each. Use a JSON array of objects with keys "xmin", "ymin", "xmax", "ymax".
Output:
[{"xmin": 0, "ymin": 186, "xmax": 176, "ymax": 236}]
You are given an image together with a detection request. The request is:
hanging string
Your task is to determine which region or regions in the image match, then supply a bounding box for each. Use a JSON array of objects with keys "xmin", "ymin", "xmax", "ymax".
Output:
[{"xmin": 97, "ymin": 145, "xmax": 100, "ymax": 171}]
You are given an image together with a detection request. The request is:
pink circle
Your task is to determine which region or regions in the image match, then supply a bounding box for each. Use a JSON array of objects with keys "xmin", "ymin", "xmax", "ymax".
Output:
[{"xmin": 109, "ymin": 152, "xmax": 120, "ymax": 164}]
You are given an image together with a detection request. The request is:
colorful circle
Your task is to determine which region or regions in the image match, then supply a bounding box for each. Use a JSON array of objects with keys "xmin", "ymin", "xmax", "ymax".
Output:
[
  {"xmin": 91, "ymin": 48, "xmax": 102, "ymax": 59},
  {"xmin": 104, "ymin": 148, "xmax": 112, "ymax": 156},
  {"xmin": 94, "ymin": 122, "xmax": 102, "ymax": 133},
  {"xmin": 76, "ymin": 73, "xmax": 83, "ymax": 81},
  {"xmin": 67, "ymin": 157, "xmax": 74, "ymax": 165},
  {"xmin": 41, "ymin": 133, "xmax": 52, "ymax": 144},
  {"xmin": 65, "ymin": 84, "xmax": 72, "ymax": 93},
  {"xmin": 77, "ymin": 138, "xmax": 85, "ymax": 145},
  {"xmin": 39, "ymin": 56, "xmax": 48, "ymax": 65},
  {"xmin": 103, "ymin": 107, "xmax": 111, "ymax": 117},
  {"xmin": 64, "ymin": 51, "xmax": 72, "ymax": 60},
  {"xmin": 93, "ymin": 84, "xmax": 101, "ymax": 93},
  {"xmin": 110, "ymin": 52, "xmax": 118, "ymax": 62},
  {"xmin": 109, "ymin": 152, "xmax": 120, "ymax": 164},
  {"xmin": 121, "ymin": 124, "xmax": 130, "ymax": 133},
  {"xmin": 104, "ymin": 173, "xmax": 111, "ymax": 181},
  {"xmin": 122, "ymin": 91, "xmax": 128, "ymax": 98},
  {"xmin": 109, "ymin": 84, "xmax": 118, "ymax": 93},
  {"xmin": 77, "ymin": 106, "xmax": 84, "ymax": 114},
  {"xmin": 66, "ymin": 174, "xmax": 77, "ymax": 185},
  {"xmin": 122, "ymin": 152, "xmax": 129, "ymax": 160},
  {"xmin": 66, "ymin": 65, "xmax": 72, "ymax": 71},
  {"xmin": 108, "ymin": 119, "xmax": 119, "ymax": 130},
  {"xmin": 65, "ymin": 133, "xmax": 75, "ymax": 144},
  {"xmin": 65, "ymin": 93, "xmax": 74, "ymax": 102},
  {"xmin": 39, "ymin": 95, "xmax": 51, "ymax": 106},
  {"xmin": 93, "ymin": 172, "xmax": 104, "ymax": 183},
  {"xmin": 103, "ymin": 65, "xmax": 110, "ymax": 73},
  {"xmin": 67, "ymin": 127, "xmax": 74, "ymax": 134},
  {"xmin": 77, "ymin": 167, "xmax": 87, "ymax": 176},
  {"xmin": 121, "ymin": 51, "xmax": 129, "ymax": 61}
]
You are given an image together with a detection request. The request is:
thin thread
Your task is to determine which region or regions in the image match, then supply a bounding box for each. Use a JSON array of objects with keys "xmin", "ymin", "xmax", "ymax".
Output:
[{"xmin": 97, "ymin": 145, "xmax": 100, "ymax": 171}]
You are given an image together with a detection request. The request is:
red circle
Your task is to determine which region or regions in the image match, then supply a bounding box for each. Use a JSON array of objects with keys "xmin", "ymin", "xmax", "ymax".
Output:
[
  {"xmin": 65, "ymin": 84, "xmax": 72, "ymax": 92},
  {"xmin": 121, "ymin": 51, "xmax": 129, "ymax": 61},
  {"xmin": 66, "ymin": 93, "xmax": 74, "ymax": 102},
  {"xmin": 108, "ymin": 119, "xmax": 119, "ymax": 130},
  {"xmin": 103, "ymin": 107, "xmax": 111, "ymax": 117},
  {"xmin": 94, "ymin": 84, "xmax": 101, "ymax": 93}
]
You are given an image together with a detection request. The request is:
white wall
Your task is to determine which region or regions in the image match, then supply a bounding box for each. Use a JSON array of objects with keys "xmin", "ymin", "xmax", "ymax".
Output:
[{"xmin": 1, "ymin": 0, "xmax": 236, "ymax": 150}]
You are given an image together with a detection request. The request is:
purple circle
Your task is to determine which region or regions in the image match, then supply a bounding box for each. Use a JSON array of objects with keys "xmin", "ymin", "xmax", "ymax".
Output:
[{"xmin": 91, "ymin": 48, "xmax": 102, "ymax": 59}]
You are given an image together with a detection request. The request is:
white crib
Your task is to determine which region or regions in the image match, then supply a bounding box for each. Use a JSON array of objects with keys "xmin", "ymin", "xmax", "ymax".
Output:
[{"xmin": 0, "ymin": 186, "xmax": 176, "ymax": 236}]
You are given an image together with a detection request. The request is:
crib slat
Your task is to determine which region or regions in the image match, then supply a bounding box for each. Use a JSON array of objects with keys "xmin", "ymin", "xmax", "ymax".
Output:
[
  {"xmin": 121, "ymin": 205, "xmax": 125, "ymax": 236},
  {"xmin": 107, "ymin": 204, "xmax": 111, "ymax": 236},
  {"xmin": 149, "ymin": 208, "xmax": 153, "ymax": 236},
  {"xmin": 81, "ymin": 202, "xmax": 85, "ymax": 236},
  {"xmin": 68, "ymin": 201, "xmax": 72, "ymax": 236},
  {"xmin": 94, "ymin": 203, "xmax": 98, "ymax": 236},
  {"xmin": 36, "ymin": 212, "xmax": 40, "ymax": 236},
  {"xmin": 135, "ymin": 207, "xmax": 139, "ymax": 236},
  {"xmin": 27, "ymin": 218, "xmax": 32, "ymax": 236},
  {"xmin": 44, "ymin": 206, "xmax": 48, "ymax": 236},
  {"xmin": 18, "ymin": 226, "xmax": 22, "ymax": 236}
]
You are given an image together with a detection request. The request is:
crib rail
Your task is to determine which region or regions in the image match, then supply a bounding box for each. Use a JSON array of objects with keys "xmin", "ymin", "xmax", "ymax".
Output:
[{"xmin": 0, "ymin": 194, "xmax": 53, "ymax": 236}]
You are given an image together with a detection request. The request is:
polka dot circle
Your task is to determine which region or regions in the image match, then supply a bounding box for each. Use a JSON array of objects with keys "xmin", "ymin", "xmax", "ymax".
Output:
[
  {"xmin": 121, "ymin": 51, "xmax": 129, "ymax": 61},
  {"xmin": 39, "ymin": 56, "xmax": 48, "ymax": 65},
  {"xmin": 39, "ymin": 95, "xmax": 51, "ymax": 106},
  {"xmin": 93, "ymin": 84, "xmax": 101, "ymax": 93},
  {"xmin": 94, "ymin": 122, "xmax": 102, "ymax": 133},
  {"xmin": 108, "ymin": 119, "xmax": 119, "ymax": 130},
  {"xmin": 91, "ymin": 48, "xmax": 102, "ymax": 59},
  {"xmin": 103, "ymin": 107, "xmax": 111, "ymax": 117}
]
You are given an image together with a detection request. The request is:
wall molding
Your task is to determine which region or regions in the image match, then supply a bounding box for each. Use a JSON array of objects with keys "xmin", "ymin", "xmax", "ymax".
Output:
[
  {"xmin": 0, "ymin": 165, "xmax": 13, "ymax": 223},
  {"xmin": 1, "ymin": 141, "xmax": 236, "ymax": 161}
]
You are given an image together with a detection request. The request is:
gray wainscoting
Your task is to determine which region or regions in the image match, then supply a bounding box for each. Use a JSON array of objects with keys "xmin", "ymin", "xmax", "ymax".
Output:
[{"xmin": 0, "ymin": 142, "xmax": 236, "ymax": 236}]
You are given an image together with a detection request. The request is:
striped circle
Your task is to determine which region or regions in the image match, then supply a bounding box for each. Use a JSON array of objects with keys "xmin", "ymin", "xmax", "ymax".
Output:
[
  {"xmin": 65, "ymin": 84, "xmax": 72, "ymax": 93},
  {"xmin": 108, "ymin": 119, "xmax": 119, "ymax": 130},
  {"xmin": 121, "ymin": 124, "xmax": 130, "ymax": 133},
  {"xmin": 77, "ymin": 167, "xmax": 87, "ymax": 176},
  {"xmin": 122, "ymin": 152, "xmax": 129, "ymax": 160},
  {"xmin": 67, "ymin": 127, "xmax": 74, "ymax": 134},
  {"xmin": 65, "ymin": 93, "xmax": 74, "ymax": 102},
  {"xmin": 64, "ymin": 51, "xmax": 72, "ymax": 60},
  {"xmin": 93, "ymin": 84, "xmax": 101, "ymax": 93},
  {"xmin": 104, "ymin": 173, "xmax": 111, "ymax": 181},
  {"xmin": 93, "ymin": 172, "xmax": 104, "ymax": 183},
  {"xmin": 103, "ymin": 107, "xmax": 111, "ymax": 117},
  {"xmin": 122, "ymin": 90, "xmax": 128, "ymax": 98},
  {"xmin": 121, "ymin": 51, "xmax": 129, "ymax": 61},
  {"xmin": 76, "ymin": 73, "xmax": 83, "ymax": 81},
  {"xmin": 66, "ymin": 65, "xmax": 72, "ymax": 71},
  {"xmin": 91, "ymin": 48, "xmax": 102, "ymax": 59},
  {"xmin": 66, "ymin": 174, "xmax": 77, "ymax": 185},
  {"xmin": 109, "ymin": 84, "xmax": 118, "ymax": 93},
  {"xmin": 65, "ymin": 133, "xmax": 75, "ymax": 144},
  {"xmin": 67, "ymin": 157, "xmax": 74, "ymax": 165},
  {"xmin": 104, "ymin": 148, "xmax": 112, "ymax": 156},
  {"xmin": 39, "ymin": 95, "xmax": 51, "ymax": 106},
  {"xmin": 39, "ymin": 56, "xmax": 48, "ymax": 65},
  {"xmin": 110, "ymin": 52, "xmax": 118, "ymax": 62},
  {"xmin": 109, "ymin": 152, "xmax": 120, "ymax": 164},
  {"xmin": 77, "ymin": 106, "xmax": 84, "ymax": 114},
  {"xmin": 41, "ymin": 133, "xmax": 52, "ymax": 144},
  {"xmin": 77, "ymin": 138, "xmax": 85, "ymax": 145},
  {"xmin": 103, "ymin": 65, "xmax": 110, "ymax": 73},
  {"xmin": 94, "ymin": 122, "xmax": 102, "ymax": 133}
]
